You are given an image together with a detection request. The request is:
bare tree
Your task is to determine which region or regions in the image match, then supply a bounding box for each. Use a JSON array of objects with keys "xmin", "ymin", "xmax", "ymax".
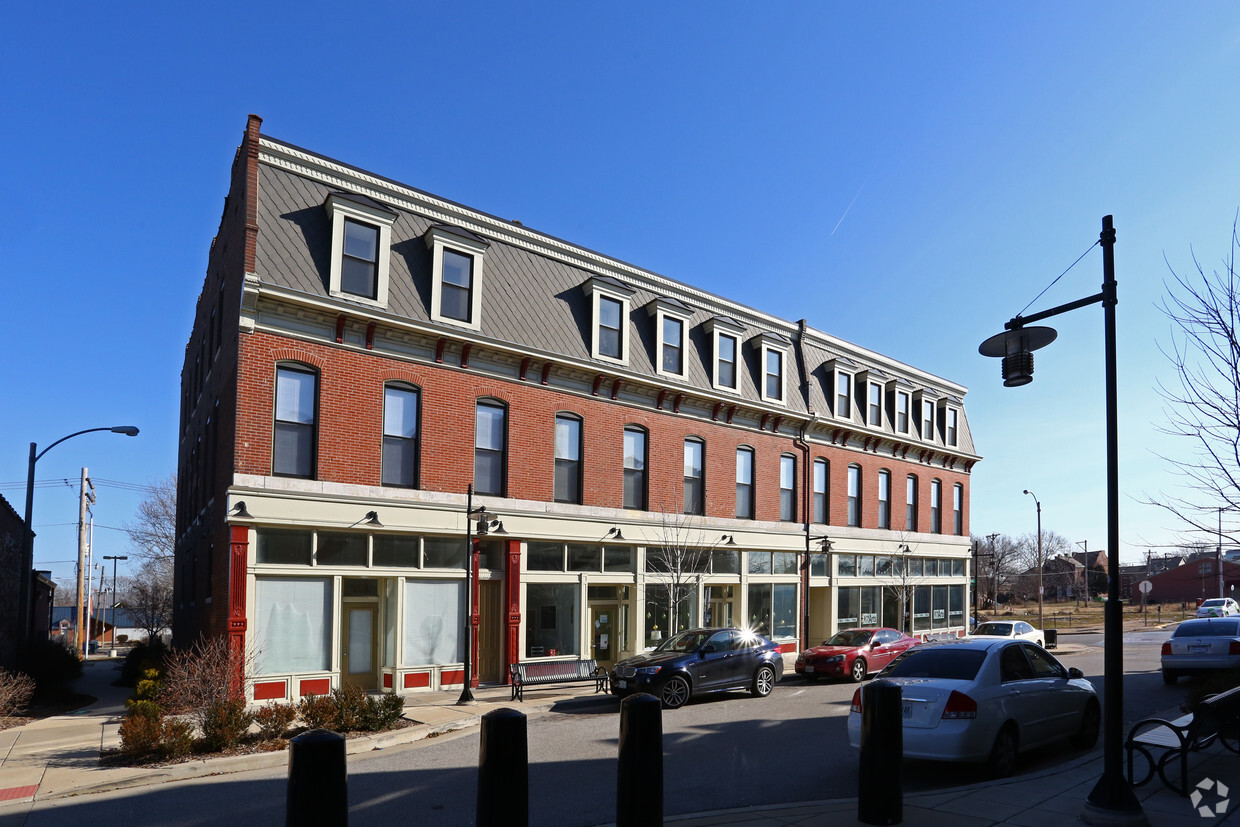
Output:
[
  {"xmin": 1149, "ymin": 220, "xmax": 1240, "ymax": 542},
  {"xmin": 971, "ymin": 533, "xmax": 1023, "ymax": 610},
  {"xmin": 121, "ymin": 559, "xmax": 173, "ymax": 644},
  {"xmin": 124, "ymin": 473, "xmax": 176, "ymax": 566},
  {"xmin": 880, "ymin": 538, "xmax": 931, "ymax": 634},
  {"xmin": 643, "ymin": 512, "xmax": 715, "ymax": 640}
]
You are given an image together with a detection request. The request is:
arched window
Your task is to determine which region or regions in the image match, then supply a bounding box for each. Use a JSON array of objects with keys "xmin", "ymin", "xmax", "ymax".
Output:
[
  {"xmin": 684, "ymin": 438, "xmax": 705, "ymax": 515},
  {"xmin": 623, "ymin": 426, "xmax": 647, "ymax": 510},
  {"xmin": 847, "ymin": 465, "xmax": 862, "ymax": 527},
  {"xmin": 382, "ymin": 382, "xmax": 420, "ymax": 488},
  {"xmin": 475, "ymin": 399, "xmax": 507, "ymax": 496},
  {"xmin": 930, "ymin": 479, "xmax": 942, "ymax": 534},
  {"xmin": 906, "ymin": 475, "xmax": 919, "ymax": 532},
  {"xmin": 813, "ymin": 459, "xmax": 828, "ymax": 524},
  {"xmin": 736, "ymin": 446, "xmax": 755, "ymax": 519},
  {"xmin": 554, "ymin": 413, "xmax": 583, "ymax": 504},
  {"xmin": 780, "ymin": 454, "xmax": 797, "ymax": 521},
  {"xmin": 953, "ymin": 483, "xmax": 964, "ymax": 535},
  {"xmin": 274, "ymin": 363, "xmax": 318, "ymax": 478},
  {"xmin": 878, "ymin": 470, "xmax": 892, "ymax": 530}
]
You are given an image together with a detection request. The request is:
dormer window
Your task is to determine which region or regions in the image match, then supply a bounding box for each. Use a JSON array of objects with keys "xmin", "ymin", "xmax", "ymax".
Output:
[
  {"xmin": 922, "ymin": 399, "xmax": 935, "ymax": 440},
  {"xmin": 827, "ymin": 358, "xmax": 857, "ymax": 421},
  {"xmin": 896, "ymin": 391, "xmax": 910, "ymax": 433},
  {"xmin": 704, "ymin": 316, "xmax": 745, "ymax": 393},
  {"xmin": 837, "ymin": 372, "xmax": 852, "ymax": 418},
  {"xmin": 753, "ymin": 331, "xmax": 791, "ymax": 404},
  {"xmin": 583, "ymin": 276, "xmax": 635, "ymax": 364},
  {"xmin": 868, "ymin": 382, "xmax": 882, "ymax": 427},
  {"xmin": 325, "ymin": 191, "xmax": 397, "ymax": 307},
  {"xmin": 857, "ymin": 368, "xmax": 887, "ymax": 429},
  {"xmin": 946, "ymin": 407, "xmax": 959, "ymax": 447},
  {"xmin": 648, "ymin": 297, "xmax": 693, "ymax": 380},
  {"xmin": 425, "ymin": 224, "xmax": 489, "ymax": 331},
  {"xmin": 913, "ymin": 389, "xmax": 940, "ymax": 442}
]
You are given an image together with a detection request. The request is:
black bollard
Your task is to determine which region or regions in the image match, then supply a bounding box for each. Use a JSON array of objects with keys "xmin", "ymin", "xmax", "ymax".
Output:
[
  {"xmin": 858, "ymin": 679, "xmax": 902, "ymax": 825},
  {"xmin": 287, "ymin": 728, "xmax": 347, "ymax": 826},
  {"xmin": 617, "ymin": 693, "xmax": 663, "ymax": 826},
  {"xmin": 477, "ymin": 707, "xmax": 528, "ymax": 826}
]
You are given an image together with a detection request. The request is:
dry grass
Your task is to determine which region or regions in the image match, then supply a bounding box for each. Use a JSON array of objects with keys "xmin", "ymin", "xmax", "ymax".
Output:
[{"xmin": 980, "ymin": 599, "xmax": 1193, "ymax": 629}]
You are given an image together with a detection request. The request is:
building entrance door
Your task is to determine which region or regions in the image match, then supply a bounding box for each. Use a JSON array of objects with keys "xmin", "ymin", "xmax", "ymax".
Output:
[
  {"xmin": 477, "ymin": 580, "xmax": 503, "ymax": 683},
  {"xmin": 706, "ymin": 585, "xmax": 735, "ymax": 628},
  {"xmin": 590, "ymin": 605, "xmax": 617, "ymax": 669},
  {"xmin": 342, "ymin": 605, "xmax": 377, "ymax": 690}
]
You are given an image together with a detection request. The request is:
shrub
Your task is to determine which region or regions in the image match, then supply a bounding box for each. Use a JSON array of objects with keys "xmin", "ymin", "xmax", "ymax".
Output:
[
  {"xmin": 121, "ymin": 640, "xmax": 168, "ymax": 686},
  {"xmin": 161, "ymin": 637, "xmax": 255, "ymax": 739},
  {"xmin": 119, "ymin": 709, "xmax": 162, "ymax": 755},
  {"xmin": 297, "ymin": 693, "xmax": 336, "ymax": 730},
  {"xmin": 160, "ymin": 718, "xmax": 196, "ymax": 761},
  {"xmin": 200, "ymin": 698, "xmax": 254, "ymax": 752},
  {"xmin": 331, "ymin": 684, "xmax": 368, "ymax": 732},
  {"xmin": 254, "ymin": 703, "xmax": 296, "ymax": 740},
  {"xmin": 24, "ymin": 640, "xmax": 82, "ymax": 692},
  {"xmin": 361, "ymin": 693, "xmax": 405, "ymax": 732},
  {"xmin": 0, "ymin": 669, "xmax": 36, "ymax": 716}
]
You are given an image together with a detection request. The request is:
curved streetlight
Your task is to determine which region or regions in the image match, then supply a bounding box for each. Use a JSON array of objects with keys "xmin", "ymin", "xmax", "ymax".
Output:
[
  {"xmin": 979, "ymin": 216, "xmax": 1141, "ymax": 820},
  {"xmin": 19, "ymin": 426, "xmax": 140, "ymax": 657},
  {"xmin": 1023, "ymin": 489, "xmax": 1044, "ymax": 631}
]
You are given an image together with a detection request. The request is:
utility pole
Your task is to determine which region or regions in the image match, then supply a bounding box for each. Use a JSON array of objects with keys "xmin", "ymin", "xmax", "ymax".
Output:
[
  {"xmin": 1218, "ymin": 507, "xmax": 1225, "ymax": 600},
  {"xmin": 74, "ymin": 469, "xmax": 94, "ymax": 658},
  {"xmin": 103, "ymin": 555, "xmax": 128, "ymax": 655},
  {"xmin": 986, "ymin": 533, "xmax": 1000, "ymax": 612}
]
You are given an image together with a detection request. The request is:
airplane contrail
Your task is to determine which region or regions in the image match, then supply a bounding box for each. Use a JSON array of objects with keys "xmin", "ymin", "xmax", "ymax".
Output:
[{"xmin": 830, "ymin": 176, "xmax": 869, "ymax": 237}]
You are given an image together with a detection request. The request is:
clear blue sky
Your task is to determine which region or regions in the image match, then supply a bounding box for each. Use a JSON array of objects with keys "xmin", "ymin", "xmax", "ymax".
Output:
[{"xmin": 3, "ymin": 3, "xmax": 1240, "ymax": 585}]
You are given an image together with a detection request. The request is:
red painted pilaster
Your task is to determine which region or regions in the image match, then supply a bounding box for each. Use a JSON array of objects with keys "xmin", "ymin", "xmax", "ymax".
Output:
[
  {"xmin": 470, "ymin": 539, "xmax": 481, "ymax": 688},
  {"xmin": 505, "ymin": 538, "xmax": 522, "ymax": 684},
  {"xmin": 228, "ymin": 524, "xmax": 249, "ymax": 696}
]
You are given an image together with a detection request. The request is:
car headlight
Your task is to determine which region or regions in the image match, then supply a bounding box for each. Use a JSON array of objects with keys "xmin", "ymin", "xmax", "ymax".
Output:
[
  {"xmin": 635, "ymin": 666, "xmax": 662, "ymax": 675},
  {"xmin": 824, "ymin": 655, "xmax": 845, "ymax": 663}
]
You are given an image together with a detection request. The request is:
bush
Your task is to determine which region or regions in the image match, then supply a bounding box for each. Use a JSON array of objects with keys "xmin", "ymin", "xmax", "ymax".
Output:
[
  {"xmin": 200, "ymin": 698, "xmax": 254, "ymax": 752},
  {"xmin": 119, "ymin": 706, "xmax": 162, "ymax": 755},
  {"xmin": 160, "ymin": 718, "xmax": 196, "ymax": 761},
  {"xmin": 254, "ymin": 703, "xmax": 296, "ymax": 740},
  {"xmin": 121, "ymin": 640, "xmax": 168, "ymax": 686},
  {"xmin": 297, "ymin": 693, "xmax": 336, "ymax": 730},
  {"xmin": 0, "ymin": 669, "xmax": 36, "ymax": 716},
  {"xmin": 361, "ymin": 693, "xmax": 405, "ymax": 732},
  {"xmin": 331, "ymin": 684, "xmax": 368, "ymax": 732},
  {"xmin": 24, "ymin": 640, "xmax": 82, "ymax": 691}
]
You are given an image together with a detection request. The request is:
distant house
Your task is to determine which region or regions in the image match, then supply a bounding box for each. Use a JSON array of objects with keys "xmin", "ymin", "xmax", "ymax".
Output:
[
  {"xmin": 1127, "ymin": 554, "xmax": 1240, "ymax": 604},
  {"xmin": 51, "ymin": 606, "xmax": 160, "ymax": 647}
]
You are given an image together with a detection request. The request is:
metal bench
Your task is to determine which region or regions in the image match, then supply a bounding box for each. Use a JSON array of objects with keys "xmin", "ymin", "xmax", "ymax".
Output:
[
  {"xmin": 1126, "ymin": 685, "xmax": 1240, "ymax": 795},
  {"xmin": 509, "ymin": 659, "xmax": 608, "ymax": 702}
]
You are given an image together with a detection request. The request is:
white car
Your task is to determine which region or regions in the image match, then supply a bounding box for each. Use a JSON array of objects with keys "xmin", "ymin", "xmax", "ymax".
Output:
[
  {"xmin": 1161, "ymin": 618, "xmax": 1240, "ymax": 683},
  {"xmin": 1195, "ymin": 598, "xmax": 1240, "ymax": 618},
  {"xmin": 846, "ymin": 638, "xmax": 1099, "ymax": 777},
  {"xmin": 968, "ymin": 620, "xmax": 1044, "ymax": 648}
]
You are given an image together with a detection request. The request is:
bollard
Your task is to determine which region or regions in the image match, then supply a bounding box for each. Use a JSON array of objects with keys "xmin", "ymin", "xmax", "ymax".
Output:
[
  {"xmin": 858, "ymin": 679, "xmax": 902, "ymax": 825},
  {"xmin": 477, "ymin": 708, "xmax": 528, "ymax": 826},
  {"xmin": 287, "ymin": 728, "xmax": 347, "ymax": 826},
  {"xmin": 617, "ymin": 693, "xmax": 663, "ymax": 826}
]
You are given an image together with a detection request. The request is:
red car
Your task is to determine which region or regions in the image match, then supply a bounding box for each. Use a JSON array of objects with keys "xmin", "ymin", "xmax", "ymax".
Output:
[{"xmin": 795, "ymin": 627, "xmax": 920, "ymax": 682}]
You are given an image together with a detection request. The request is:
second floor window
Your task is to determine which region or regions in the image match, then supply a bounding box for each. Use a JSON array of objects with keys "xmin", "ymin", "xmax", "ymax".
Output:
[
  {"xmin": 906, "ymin": 475, "xmax": 919, "ymax": 532},
  {"xmin": 718, "ymin": 334, "xmax": 737, "ymax": 389},
  {"xmin": 623, "ymin": 427, "xmax": 647, "ymax": 510},
  {"xmin": 812, "ymin": 459, "xmax": 827, "ymax": 524},
  {"xmin": 847, "ymin": 465, "xmax": 861, "ymax": 527},
  {"xmin": 474, "ymin": 401, "xmax": 506, "ymax": 496},
  {"xmin": 953, "ymin": 483, "xmax": 963, "ymax": 535},
  {"xmin": 274, "ymin": 366, "xmax": 316, "ymax": 478},
  {"xmin": 381, "ymin": 384, "xmax": 419, "ymax": 487},
  {"xmin": 599, "ymin": 296, "xmax": 623, "ymax": 359},
  {"xmin": 683, "ymin": 439, "xmax": 704, "ymax": 515},
  {"xmin": 554, "ymin": 415, "xmax": 582, "ymax": 504},
  {"xmin": 441, "ymin": 250, "xmax": 474, "ymax": 323},
  {"xmin": 931, "ymin": 479, "xmax": 942, "ymax": 533},
  {"xmin": 663, "ymin": 317, "xmax": 683, "ymax": 374},
  {"xmin": 736, "ymin": 447, "xmax": 754, "ymax": 519},
  {"xmin": 780, "ymin": 454, "xmax": 796, "ymax": 521},
  {"xmin": 341, "ymin": 219, "xmax": 379, "ymax": 299},
  {"xmin": 878, "ymin": 470, "xmax": 891, "ymax": 529}
]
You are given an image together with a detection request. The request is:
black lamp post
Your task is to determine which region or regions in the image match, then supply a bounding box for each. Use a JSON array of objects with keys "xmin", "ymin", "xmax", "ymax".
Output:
[
  {"xmin": 457, "ymin": 485, "xmax": 505, "ymax": 705},
  {"xmin": 19, "ymin": 425, "xmax": 139, "ymax": 658},
  {"xmin": 979, "ymin": 216, "xmax": 1142, "ymax": 821}
]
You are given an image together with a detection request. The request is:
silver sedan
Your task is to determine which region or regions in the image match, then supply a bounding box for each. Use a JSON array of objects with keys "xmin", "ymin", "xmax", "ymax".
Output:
[
  {"xmin": 1161, "ymin": 617, "xmax": 1240, "ymax": 683},
  {"xmin": 846, "ymin": 638, "xmax": 1099, "ymax": 777}
]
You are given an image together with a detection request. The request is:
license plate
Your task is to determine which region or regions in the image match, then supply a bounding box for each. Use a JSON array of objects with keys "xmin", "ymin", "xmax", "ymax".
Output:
[
  {"xmin": 902, "ymin": 705, "xmax": 912, "ymax": 718},
  {"xmin": 805, "ymin": 666, "xmax": 814, "ymax": 673},
  {"xmin": 1190, "ymin": 645, "xmax": 1209, "ymax": 654},
  {"xmin": 618, "ymin": 680, "xmax": 627, "ymax": 689}
]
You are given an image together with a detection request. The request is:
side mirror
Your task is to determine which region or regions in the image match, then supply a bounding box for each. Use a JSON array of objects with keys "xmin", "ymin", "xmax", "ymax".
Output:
[
  {"xmin": 701, "ymin": 644, "xmax": 716, "ymax": 655},
  {"xmin": 1068, "ymin": 667, "xmax": 1084, "ymax": 679}
]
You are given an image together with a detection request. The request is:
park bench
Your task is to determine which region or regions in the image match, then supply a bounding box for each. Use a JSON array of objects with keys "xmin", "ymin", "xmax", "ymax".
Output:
[
  {"xmin": 509, "ymin": 659, "xmax": 608, "ymax": 702},
  {"xmin": 1125, "ymin": 684, "xmax": 1240, "ymax": 795}
]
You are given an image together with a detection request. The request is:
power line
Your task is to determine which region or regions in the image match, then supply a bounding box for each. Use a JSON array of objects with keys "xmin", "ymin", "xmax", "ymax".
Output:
[{"xmin": 1016, "ymin": 240, "xmax": 1100, "ymax": 319}]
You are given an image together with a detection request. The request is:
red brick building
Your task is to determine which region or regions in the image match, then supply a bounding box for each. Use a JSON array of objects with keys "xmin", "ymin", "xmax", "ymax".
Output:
[
  {"xmin": 174, "ymin": 116, "xmax": 980, "ymax": 701},
  {"xmin": 1128, "ymin": 555, "xmax": 1240, "ymax": 605}
]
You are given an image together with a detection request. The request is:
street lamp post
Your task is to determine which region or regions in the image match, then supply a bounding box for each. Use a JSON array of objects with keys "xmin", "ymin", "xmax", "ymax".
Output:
[
  {"xmin": 104, "ymin": 555, "xmax": 127, "ymax": 652},
  {"xmin": 1023, "ymin": 489, "xmax": 1044, "ymax": 631},
  {"xmin": 979, "ymin": 217, "xmax": 1143, "ymax": 822},
  {"xmin": 457, "ymin": 485, "xmax": 505, "ymax": 706},
  {"xmin": 1218, "ymin": 507, "xmax": 1225, "ymax": 600},
  {"xmin": 19, "ymin": 426, "xmax": 139, "ymax": 658}
]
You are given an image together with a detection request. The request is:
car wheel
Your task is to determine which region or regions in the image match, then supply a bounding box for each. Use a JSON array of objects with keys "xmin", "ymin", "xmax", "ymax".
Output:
[
  {"xmin": 660, "ymin": 676, "xmax": 691, "ymax": 709},
  {"xmin": 1162, "ymin": 669, "xmax": 1179, "ymax": 685},
  {"xmin": 1070, "ymin": 701, "xmax": 1101, "ymax": 749},
  {"xmin": 849, "ymin": 657, "xmax": 868, "ymax": 683},
  {"xmin": 989, "ymin": 725, "xmax": 1018, "ymax": 778},
  {"xmin": 1036, "ymin": 639, "xmax": 1044, "ymax": 648},
  {"xmin": 752, "ymin": 665, "xmax": 776, "ymax": 697}
]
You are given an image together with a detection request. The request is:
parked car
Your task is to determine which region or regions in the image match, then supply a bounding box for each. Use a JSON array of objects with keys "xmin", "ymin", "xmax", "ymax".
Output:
[
  {"xmin": 846, "ymin": 638, "xmax": 1099, "ymax": 778},
  {"xmin": 968, "ymin": 620, "xmax": 1044, "ymax": 648},
  {"xmin": 610, "ymin": 627, "xmax": 784, "ymax": 709},
  {"xmin": 1195, "ymin": 598, "xmax": 1240, "ymax": 619},
  {"xmin": 795, "ymin": 627, "xmax": 920, "ymax": 683},
  {"xmin": 1161, "ymin": 617, "xmax": 1240, "ymax": 683}
]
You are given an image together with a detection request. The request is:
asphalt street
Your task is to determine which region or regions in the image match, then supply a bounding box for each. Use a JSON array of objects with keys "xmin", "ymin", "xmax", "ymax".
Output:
[{"xmin": 1, "ymin": 627, "xmax": 1192, "ymax": 827}]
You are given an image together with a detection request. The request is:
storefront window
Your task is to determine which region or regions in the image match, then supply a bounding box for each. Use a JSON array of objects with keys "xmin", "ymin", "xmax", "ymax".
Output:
[
  {"xmin": 837, "ymin": 555, "xmax": 857, "ymax": 577},
  {"xmin": 952, "ymin": 559, "xmax": 965, "ymax": 577},
  {"xmin": 527, "ymin": 542, "xmax": 564, "ymax": 571},
  {"xmin": 907, "ymin": 557, "xmax": 924, "ymax": 577},
  {"xmin": 317, "ymin": 533, "xmax": 367, "ymax": 566},
  {"xmin": 949, "ymin": 585, "xmax": 964, "ymax": 627},
  {"xmin": 404, "ymin": 580, "xmax": 464, "ymax": 664},
  {"xmin": 747, "ymin": 552, "xmax": 772, "ymax": 574},
  {"xmin": 875, "ymin": 556, "xmax": 893, "ymax": 576},
  {"xmin": 773, "ymin": 552, "xmax": 799, "ymax": 575},
  {"xmin": 256, "ymin": 529, "xmax": 312, "ymax": 565},
  {"xmin": 913, "ymin": 585, "xmax": 931, "ymax": 632},
  {"xmin": 526, "ymin": 583, "xmax": 580, "ymax": 657},
  {"xmin": 933, "ymin": 585, "xmax": 949, "ymax": 630},
  {"xmin": 423, "ymin": 537, "xmax": 465, "ymax": 569},
  {"xmin": 644, "ymin": 583, "xmax": 697, "ymax": 648},
  {"xmin": 568, "ymin": 544, "xmax": 602, "ymax": 571},
  {"xmin": 748, "ymin": 583, "xmax": 797, "ymax": 639},
  {"xmin": 374, "ymin": 535, "xmax": 419, "ymax": 567},
  {"xmin": 859, "ymin": 586, "xmax": 879, "ymax": 626},
  {"xmin": 859, "ymin": 555, "xmax": 875, "ymax": 576},
  {"xmin": 711, "ymin": 549, "xmax": 739, "ymax": 573},
  {"xmin": 603, "ymin": 546, "xmax": 634, "ymax": 572},
  {"xmin": 255, "ymin": 577, "xmax": 331, "ymax": 674},
  {"xmin": 837, "ymin": 587, "xmax": 859, "ymax": 630},
  {"xmin": 384, "ymin": 579, "xmax": 397, "ymax": 666}
]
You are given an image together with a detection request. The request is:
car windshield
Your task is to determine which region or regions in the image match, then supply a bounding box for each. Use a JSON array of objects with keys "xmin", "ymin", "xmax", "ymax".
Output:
[
  {"xmin": 974, "ymin": 622, "xmax": 1012, "ymax": 636},
  {"xmin": 825, "ymin": 630, "xmax": 873, "ymax": 647},
  {"xmin": 1201, "ymin": 600, "xmax": 1227, "ymax": 607},
  {"xmin": 1174, "ymin": 620, "xmax": 1240, "ymax": 637},
  {"xmin": 882, "ymin": 647, "xmax": 987, "ymax": 680},
  {"xmin": 656, "ymin": 630, "xmax": 714, "ymax": 653}
]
